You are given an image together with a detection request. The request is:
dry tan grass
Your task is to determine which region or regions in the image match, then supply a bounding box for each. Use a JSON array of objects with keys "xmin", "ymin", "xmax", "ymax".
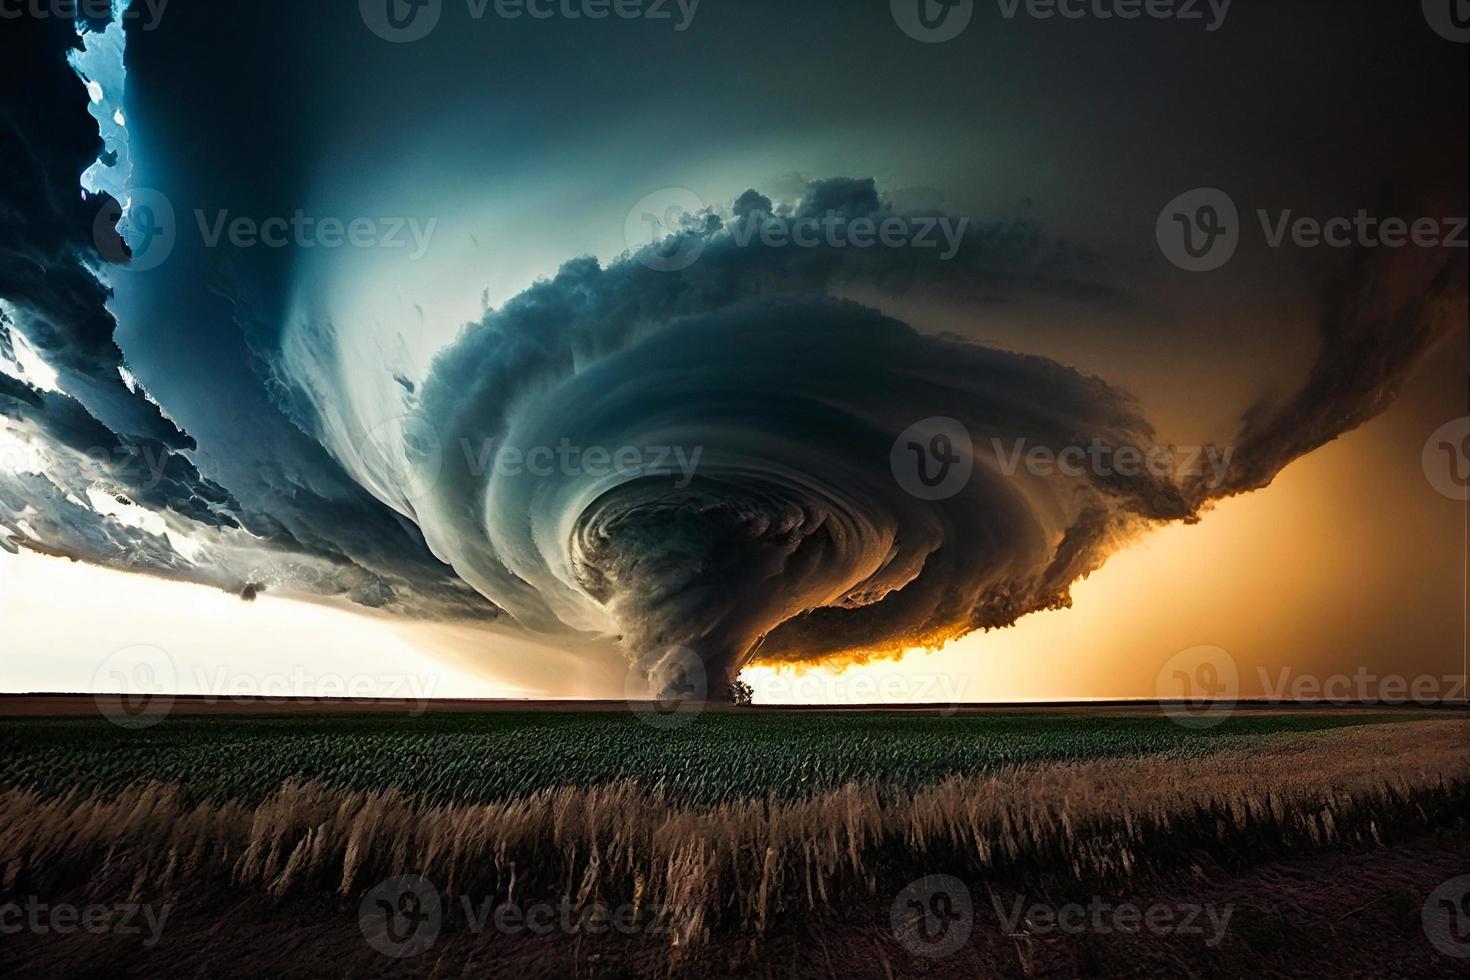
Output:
[{"xmin": 1, "ymin": 720, "xmax": 1465, "ymax": 957}]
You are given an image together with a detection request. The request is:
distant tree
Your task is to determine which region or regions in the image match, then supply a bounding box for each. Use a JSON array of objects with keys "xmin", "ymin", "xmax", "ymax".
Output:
[{"xmin": 726, "ymin": 679, "xmax": 755, "ymax": 706}]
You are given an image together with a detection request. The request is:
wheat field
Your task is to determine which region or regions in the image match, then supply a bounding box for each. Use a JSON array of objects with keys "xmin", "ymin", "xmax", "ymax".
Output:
[{"xmin": 3, "ymin": 718, "xmax": 1464, "ymax": 964}]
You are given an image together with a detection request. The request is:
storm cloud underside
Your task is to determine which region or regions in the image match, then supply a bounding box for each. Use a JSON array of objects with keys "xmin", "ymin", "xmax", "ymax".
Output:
[{"xmin": 1, "ymin": 5, "xmax": 1464, "ymax": 694}]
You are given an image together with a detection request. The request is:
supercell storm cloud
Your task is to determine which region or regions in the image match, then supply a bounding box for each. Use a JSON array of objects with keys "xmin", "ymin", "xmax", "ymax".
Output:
[{"xmin": 1, "ymin": 2, "xmax": 1464, "ymax": 695}]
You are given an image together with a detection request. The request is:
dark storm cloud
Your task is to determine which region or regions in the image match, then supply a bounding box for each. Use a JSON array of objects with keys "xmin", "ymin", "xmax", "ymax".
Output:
[
  {"xmin": 1200, "ymin": 212, "xmax": 1468, "ymax": 503},
  {"xmin": 398, "ymin": 177, "xmax": 1465, "ymax": 692},
  {"xmin": 2, "ymin": 0, "xmax": 1462, "ymax": 693},
  {"xmin": 0, "ymin": 14, "xmax": 497, "ymax": 622},
  {"xmin": 403, "ymin": 184, "xmax": 1191, "ymax": 689}
]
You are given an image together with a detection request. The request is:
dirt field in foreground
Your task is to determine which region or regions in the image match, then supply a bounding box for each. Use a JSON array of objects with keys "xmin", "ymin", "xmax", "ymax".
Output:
[{"xmin": 2, "ymin": 832, "xmax": 1466, "ymax": 979}]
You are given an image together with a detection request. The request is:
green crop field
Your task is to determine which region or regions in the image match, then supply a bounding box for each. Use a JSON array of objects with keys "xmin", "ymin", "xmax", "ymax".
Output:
[{"xmin": 0, "ymin": 709, "xmax": 1394, "ymax": 807}]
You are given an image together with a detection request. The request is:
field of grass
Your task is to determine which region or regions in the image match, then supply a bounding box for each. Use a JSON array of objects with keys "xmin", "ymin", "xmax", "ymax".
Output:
[
  {"xmin": 2, "ymin": 707, "xmax": 1465, "ymax": 977},
  {"xmin": 0, "ymin": 708, "xmax": 1404, "ymax": 806},
  {"xmin": 2, "ymin": 714, "xmax": 1465, "ymax": 977}
]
